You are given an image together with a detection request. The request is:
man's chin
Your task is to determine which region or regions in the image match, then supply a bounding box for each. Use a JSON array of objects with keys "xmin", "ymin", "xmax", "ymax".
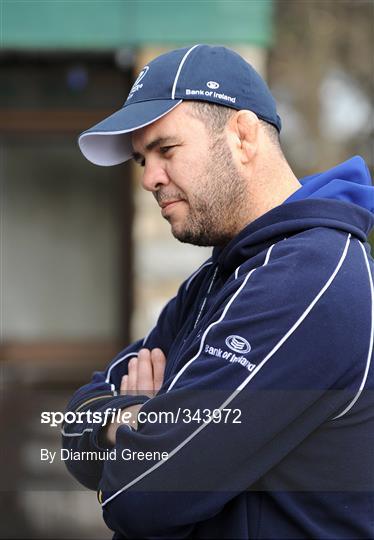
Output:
[
  {"xmin": 171, "ymin": 224, "xmax": 197, "ymax": 245},
  {"xmin": 170, "ymin": 226, "xmax": 214, "ymax": 247},
  {"xmin": 171, "ymin": 223, "xmax": 234, "ymax": 247}
]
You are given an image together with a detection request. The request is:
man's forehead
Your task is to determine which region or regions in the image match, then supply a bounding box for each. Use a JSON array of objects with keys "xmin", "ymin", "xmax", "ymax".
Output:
[
  {"xmin": 131, "ymin": 122, "xmax": 162, "ymax": 147},
  {"xmin": 131, "ymin": 129, "xmax": 179, "ymax": 155},
  {"xmin": 131, "ymin": 103, "xmax": 192, "ymax": 151}
]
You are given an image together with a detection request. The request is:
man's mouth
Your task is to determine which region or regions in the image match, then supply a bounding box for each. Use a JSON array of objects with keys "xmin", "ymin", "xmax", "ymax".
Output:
[
  {"xmin": 159, "ymin": 199, "xmax": 186, "ymax": 218},
  {"xmin": 159, "ymin": 199, "xmax": 182, "ymax": 209}
]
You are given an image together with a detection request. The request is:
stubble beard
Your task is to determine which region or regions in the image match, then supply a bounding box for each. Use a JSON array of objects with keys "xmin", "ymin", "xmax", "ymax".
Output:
[{"xmin": 171, "ymin": 137, "xmax": 249, "ymax": 247}]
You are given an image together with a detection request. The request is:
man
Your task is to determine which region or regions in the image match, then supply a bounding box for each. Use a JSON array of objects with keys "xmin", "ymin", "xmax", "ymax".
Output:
[{"xmin": 63, "ymin": 45, "xmax": 374, "ymax": 538}]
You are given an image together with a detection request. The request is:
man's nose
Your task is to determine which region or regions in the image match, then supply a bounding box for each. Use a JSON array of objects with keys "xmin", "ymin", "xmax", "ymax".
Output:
[{"xmin": 141, "ymin": 159, "xmax": 170, "ymax": 193}]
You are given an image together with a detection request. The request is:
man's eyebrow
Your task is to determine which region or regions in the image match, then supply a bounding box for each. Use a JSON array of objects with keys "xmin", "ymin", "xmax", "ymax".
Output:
[{"xmin": 132, "ymin": 137, "xmax": 178, "ymax": 163}]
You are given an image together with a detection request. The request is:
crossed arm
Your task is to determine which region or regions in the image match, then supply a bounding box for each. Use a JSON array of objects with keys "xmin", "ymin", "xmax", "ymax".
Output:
[{"xmin": 104, "ymin": 347, "xmax": 166, "ymax": 444}]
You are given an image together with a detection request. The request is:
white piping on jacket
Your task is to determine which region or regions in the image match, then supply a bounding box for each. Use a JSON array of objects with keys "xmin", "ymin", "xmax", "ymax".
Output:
[
  {"xmin": 332, "ymin": 240, "xmax": 373, "ymax": 419},
  {"xmin": 234, "ymin": 243, "xmax": 273, "ymax": 280},
  {"xmin": 186, "ymin": 261, "xmax": 213, "ymax": 291},
  {"xmin": 264, "ymin": 245, "xmax": 274, "ymax": 265},
  {"xmin": 234, "ymin": 265, "xmax": 241, "ymax": 280},
  {"xmin": 105, "ymin": 352, "xmax": 139, "ymax": 384}
]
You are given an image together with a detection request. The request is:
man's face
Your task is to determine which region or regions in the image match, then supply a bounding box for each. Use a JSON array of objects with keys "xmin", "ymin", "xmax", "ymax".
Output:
[{"xmin": 131, "ymin": 102, "xmax": 248, "ymax": 247}]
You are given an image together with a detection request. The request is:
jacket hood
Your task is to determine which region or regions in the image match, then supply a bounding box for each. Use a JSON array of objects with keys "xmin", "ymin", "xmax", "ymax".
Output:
[
  {"xmin": 284, "ymin": 155, "xmax": 374, "ymax": 213},
  {"xmin": 213, "ymin": 156, "xmax": 374, "ymax": 278}
]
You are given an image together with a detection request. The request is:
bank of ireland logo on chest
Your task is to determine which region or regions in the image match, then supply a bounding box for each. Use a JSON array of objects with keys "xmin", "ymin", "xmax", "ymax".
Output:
[{"xmin": 225, "ymin": 335, "xmax": 251, "ymax": 354}]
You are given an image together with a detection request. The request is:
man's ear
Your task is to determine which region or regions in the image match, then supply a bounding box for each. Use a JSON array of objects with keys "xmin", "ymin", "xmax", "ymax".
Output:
[{"xmin": 227, "ymin": 110, "xmax": 259, "ymax": 165}]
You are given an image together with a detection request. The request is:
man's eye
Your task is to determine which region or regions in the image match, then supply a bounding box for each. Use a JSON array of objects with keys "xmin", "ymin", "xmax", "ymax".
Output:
[{"xmin": 160, "ymin": 146, "xmax": 174, "ymax": 155}]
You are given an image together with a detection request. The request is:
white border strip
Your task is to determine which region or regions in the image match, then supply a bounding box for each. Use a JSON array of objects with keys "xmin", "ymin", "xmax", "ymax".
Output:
[
  {"xmin": 332, "ymin": 240, "xmax": 373, "ymax": 419},
  {"xmin": 101, "ymin": 234, "xmax": 351, "ymax": 507},
  {"xmin": 171, "ymin": 44, "xmax": 201, "ymax": 99}
]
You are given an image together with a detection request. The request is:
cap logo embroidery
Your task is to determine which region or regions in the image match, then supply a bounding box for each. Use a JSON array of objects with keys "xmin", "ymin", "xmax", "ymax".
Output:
[
  {"xmin": 186, "ymin": 88, "xmax": 236, "ymax": 104},
  {"xmin": 128, "ymin": 66, "xmax": 149, "ymax": 99},
  {"xmin": 207, "ymin": 81, "xmax": 220, "ymax": 89}
]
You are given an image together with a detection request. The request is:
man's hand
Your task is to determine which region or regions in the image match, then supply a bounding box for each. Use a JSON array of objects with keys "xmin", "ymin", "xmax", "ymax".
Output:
[
  {"xmin": 104, "ymin": 348, "xmax": 166, "ymax": 445},
  {"xmin": 120, "ymin": 348, "xmax": 166, "ymax": 398}
]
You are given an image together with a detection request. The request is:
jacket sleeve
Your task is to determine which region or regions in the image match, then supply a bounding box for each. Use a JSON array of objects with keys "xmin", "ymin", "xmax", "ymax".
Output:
[
  {"xmin": 61, "ymin": 269, "xmax": 199, "ymax": 490},
  {"xmin": 96, "ymin": 233, "xmax": 373, "ymax": 537}
]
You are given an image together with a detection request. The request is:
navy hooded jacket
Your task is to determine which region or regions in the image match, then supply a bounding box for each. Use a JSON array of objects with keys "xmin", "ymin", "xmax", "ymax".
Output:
[{"xmin": 62, "ymin": 156, "xmax": 374, "ymax": 539}]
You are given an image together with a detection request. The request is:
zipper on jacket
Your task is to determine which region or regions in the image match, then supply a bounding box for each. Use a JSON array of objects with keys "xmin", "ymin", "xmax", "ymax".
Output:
[
  {"xmin": 193, "ymin": 264, "xmax": 219, "ymax": 329},
  {"xmin": 164, "ymin": 264, "xmax": 219, "ymax": 381}
]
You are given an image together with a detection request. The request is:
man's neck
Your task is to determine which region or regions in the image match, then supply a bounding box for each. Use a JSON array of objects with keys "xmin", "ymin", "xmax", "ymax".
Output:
[{"xmin": 247, "ymin": 158, "xmax": 301, "ymax": 224}]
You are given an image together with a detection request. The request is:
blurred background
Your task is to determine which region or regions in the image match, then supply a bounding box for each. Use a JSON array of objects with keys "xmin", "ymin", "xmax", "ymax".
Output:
[{"xmin": 0, "ymin": 0, "xmax": 373, "ymax": 538}]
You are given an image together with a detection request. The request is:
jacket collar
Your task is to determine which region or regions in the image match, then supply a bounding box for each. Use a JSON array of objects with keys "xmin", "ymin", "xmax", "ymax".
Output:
[{"xmin": 212, "ymin": 199, "xmax": 374, "ymax": 279}]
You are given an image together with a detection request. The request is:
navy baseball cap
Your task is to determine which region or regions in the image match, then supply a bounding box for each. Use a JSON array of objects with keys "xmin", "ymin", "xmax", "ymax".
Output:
[{"xmin": 79, "ymin": 44, "xmax": 282, "ymax": 166}]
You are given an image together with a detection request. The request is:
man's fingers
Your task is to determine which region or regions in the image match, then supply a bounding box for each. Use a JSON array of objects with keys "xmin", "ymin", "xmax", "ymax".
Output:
[
  {"xmin": 125, "ymin": 349, "xmax": 165, "ymax": 396},
  {"xmin": 151, "ymin": 348, "xmax": 166, "ymax": 392},
  {"xmin": 127, "ymin": 357, "xmax": 138, "ymax": 394},
  {"xmin": 120, "ymin": 375, "xmax": 128, "ymax": 395},
  {"xmin": 137, "ymin": 348, "xmax": 153, "ymax": 394}
]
